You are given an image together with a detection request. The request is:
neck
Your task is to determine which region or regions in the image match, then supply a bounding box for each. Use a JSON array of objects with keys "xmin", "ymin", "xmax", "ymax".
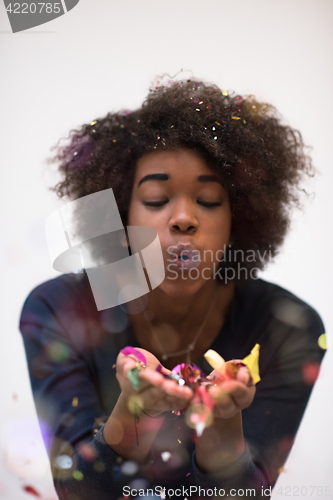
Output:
[
  {"xmin": 128, "ymin": 280, "xmax": 235, "ymax": 367},
  {"xmin": 148, "ymin": 280, "xmax": 230, "ymax": 325}
]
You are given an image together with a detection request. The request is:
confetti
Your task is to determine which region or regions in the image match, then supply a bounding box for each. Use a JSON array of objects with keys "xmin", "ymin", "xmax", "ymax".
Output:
[
  {"xmin": 22, "ymin": 485, "xmax": 41, "ymax": 497},
  {"xmin": 204, "ymin": 344, "xmax": 261, "ymax": 384},
  {"xmin": 90, "ymin": 120, "xmax": 97, "ymax": 126},
  {"xmin": 242, "ymin": 344, "xmax": 261, "ymax": 384},
  {"xmin": 195, "ymin": 421, "xmax": 205, "ymax": 437},
  {"xmin": 204, "ymin": 350, "xmax": 225, "ymax": 372},
  {"xmin": 232, "ymin": 116, "xmax": 241, "ymax": 120},
  {"xmin": 222, "ymin": 90, "xmax": 228, "ymax": 96},
  {"xmin": 72, "ymin": 397, "xmax": 78, "ymax": 407},
  {"xmin": 120, "ymin": 347, "xmax": 147, "ymax": 365},
  {"xmin": 128, "ymin": 368, "xmax": 141, "ymax": 391}
]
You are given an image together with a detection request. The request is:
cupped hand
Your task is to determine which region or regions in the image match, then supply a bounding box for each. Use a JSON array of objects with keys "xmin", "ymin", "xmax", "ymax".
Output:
[
  {"xmin": 116, "ymin": 348, "xmax": 193, "ymax": 416},
  {"xmin": 206, "ymin": 361, "xmax": 256, "ymax": 419}
]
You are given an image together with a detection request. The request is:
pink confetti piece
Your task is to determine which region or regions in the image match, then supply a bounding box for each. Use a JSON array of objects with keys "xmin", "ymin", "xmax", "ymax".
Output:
[{"xmin": 120, "ymin": 346, "xmax": 146, "ymax": 365}]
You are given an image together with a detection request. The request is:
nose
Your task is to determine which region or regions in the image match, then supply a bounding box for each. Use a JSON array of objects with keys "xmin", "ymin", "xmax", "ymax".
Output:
[{"xmin": 168, "ymin": 199, "xmax": 198, "ymax": 234}]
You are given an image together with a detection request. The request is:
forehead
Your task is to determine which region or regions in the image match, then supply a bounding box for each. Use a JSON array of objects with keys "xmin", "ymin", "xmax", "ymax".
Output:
[{"xmin": 134, "ymin": 148, "xmax": 217, "ymax": 180}]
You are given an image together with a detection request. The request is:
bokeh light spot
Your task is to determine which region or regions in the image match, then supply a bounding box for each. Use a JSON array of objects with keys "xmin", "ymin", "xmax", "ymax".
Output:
[
  {"xmin": 121, "ymin": 461, "xmax": 139, "ymax": 475},
  {"xmin": 318, "ymin": 333, "xmax": 327, "ymax": 350},
  {"xmin": 54, "ymin": 455, "xmax": 73, "ymax": 470},
  {"xmin": 45, "ymin": 341, "xmax": 70, "ymax": 363},
  {"xmin": 72, "ymin": 470, "xmax": 83, "ymax": 480}
]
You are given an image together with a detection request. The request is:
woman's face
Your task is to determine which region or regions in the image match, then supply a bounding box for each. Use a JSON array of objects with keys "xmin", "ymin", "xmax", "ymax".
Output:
[{"xmin": 128, "ymin": 148, "xmax": 232, "ymax": 297}]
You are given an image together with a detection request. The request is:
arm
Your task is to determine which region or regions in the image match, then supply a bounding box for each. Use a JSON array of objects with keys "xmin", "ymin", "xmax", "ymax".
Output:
[
  {"xmin": 19, "ymin": 279, "xmax": 193, "ymax": 500},
  {"xmin": 19, "ymin": 280, "xmax": 143, "ymax": 500},
  {"xmin": 191, "ymin": 304, "xmax": 325, "ymax": 495}
]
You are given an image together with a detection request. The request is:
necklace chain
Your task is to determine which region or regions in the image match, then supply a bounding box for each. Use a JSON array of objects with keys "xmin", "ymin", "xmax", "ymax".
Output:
[{"xmin": 145, "ymin": 289, "xmax": 219, "ymax": 364}]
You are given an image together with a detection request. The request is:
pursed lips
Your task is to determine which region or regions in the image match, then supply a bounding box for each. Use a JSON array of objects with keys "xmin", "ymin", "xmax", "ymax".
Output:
[{"xmin": 165, "ymin": 244, "xmax": 201, "ymax": 270}]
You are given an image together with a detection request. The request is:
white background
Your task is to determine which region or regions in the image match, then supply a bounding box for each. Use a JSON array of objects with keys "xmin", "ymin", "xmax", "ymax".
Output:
[{"xmin": 0, "ymin": 0, "xmax": 332, "ymax": 498}]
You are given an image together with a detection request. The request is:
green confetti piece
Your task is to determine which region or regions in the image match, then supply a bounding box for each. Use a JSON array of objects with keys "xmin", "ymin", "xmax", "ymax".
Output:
[{"xmin": 128, "ymin": 368, "xmax": 141, "ymax": 391}]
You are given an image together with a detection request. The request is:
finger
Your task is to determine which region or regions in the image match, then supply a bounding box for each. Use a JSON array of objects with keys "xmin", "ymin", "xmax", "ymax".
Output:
[
  {"xmin": 162, "ymin": 379, "xmax": 193, "ymax": 399},
  {"xmin": 217, "ymin": 380, "xmax": 256, "ymax": 409},
  {"xmin": 138, "ymin": 370, "xmax": 193, "ymax": 404},
  {"xmin": 140, "ymin": 384, "xmax": 192, "ymax": 414},
  {"xmin": 208, "ymin": 390, "xmax": 239, "ymax": 418},
  {"xmin": 138, "ymin": 369, "xmax": 166, "ymax": 386},
  {"xmin": 236, "ymin": 366, "xmax": 252, "ymax": 386}
]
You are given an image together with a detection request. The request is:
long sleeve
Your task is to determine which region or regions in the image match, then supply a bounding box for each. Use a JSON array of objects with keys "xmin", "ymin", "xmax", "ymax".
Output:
[
  {"xmin": 19, "ymin": 275, "xmax": 326, "ymax": 499},
  {"xmin": 188, "ymin": 280, "xmax": 326, "ymax": 496},
  {"xmin": 19, "ymin": 275, "xmax": 148, "ymax": 500}
]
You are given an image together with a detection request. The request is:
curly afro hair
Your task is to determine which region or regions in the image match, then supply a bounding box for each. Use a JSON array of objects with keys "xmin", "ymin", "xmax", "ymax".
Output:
[{"xmin": 52, "ymin": 78, "xmax": 313, "ymax": 278}]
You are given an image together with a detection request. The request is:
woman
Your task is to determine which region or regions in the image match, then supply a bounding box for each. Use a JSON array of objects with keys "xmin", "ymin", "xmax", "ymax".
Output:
[{"xmin": 20, "ymin": 79, "xmax": 325, "ymax": 499}]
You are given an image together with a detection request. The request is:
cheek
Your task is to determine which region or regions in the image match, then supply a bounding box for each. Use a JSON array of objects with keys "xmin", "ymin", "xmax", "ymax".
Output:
[{"xmin": 206, "ymin": 213, "xmax": 232, "ymax": 244}]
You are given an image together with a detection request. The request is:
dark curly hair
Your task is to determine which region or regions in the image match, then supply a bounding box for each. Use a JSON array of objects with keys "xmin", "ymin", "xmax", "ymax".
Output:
[{"xmin": 52, "ymin": 78, "xmax": 313, "ymax": 277}]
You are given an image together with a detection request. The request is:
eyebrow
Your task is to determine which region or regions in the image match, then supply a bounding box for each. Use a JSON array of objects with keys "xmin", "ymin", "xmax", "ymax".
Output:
[
  {"xmin": 138, "ymin": 173, "xmax": 220, "ymax": 186},
  {"xmin": 138, "ymin": 173, "xmax": 169, "ymax": 186}
]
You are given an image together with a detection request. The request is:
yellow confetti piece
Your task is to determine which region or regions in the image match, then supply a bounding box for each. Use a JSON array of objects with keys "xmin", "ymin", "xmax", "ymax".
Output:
[
  {"xmin": 222, "ymin": 90, "xmax": 228, "ymax": 96},
  {"xmin": 318, "ymin": 333, "xmax": 327, "ymax": 350},
  {"xmin": 243, "ymin": 119, "xmax": 246, "ymax": 124},
  {"xmin": 113, "ymin": 139, "xmax": 117, "ymax": 143},
  {"xmin": 90, "ymin": 120, "xmax": 97, "ymax": 126},
  {"xmin": 215, "ymin": 121, "xmax": 221, "ymax": 125},
  {"xmin": 177, "ymin": 439, "xmax": 181, "ymax": 444},
  {"xmin": 204, "ymin": 349, "xmax": 225, "ymax": 373},
  {"xmin": 242, "ymin": 344, "xmax": 261, "ymax": 384},
  {"xmin": 278, "ymin": 467, "xmax": 285, "ymax": 473},
  {"xmin": 72, "ymin": 397, "xmax": 78, "ymax": 407},
  {"xmin": 232, "ymin": 116, "xmax": 241, "ymax": 120}
]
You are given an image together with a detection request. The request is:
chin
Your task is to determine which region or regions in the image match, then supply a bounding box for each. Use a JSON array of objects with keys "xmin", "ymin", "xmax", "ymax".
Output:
[{"xmin": 158, "ymin": 276, "xmax": 208, "ymax": 299}]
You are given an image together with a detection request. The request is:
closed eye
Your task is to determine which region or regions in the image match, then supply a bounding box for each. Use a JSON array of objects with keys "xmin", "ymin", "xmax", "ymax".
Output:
[
  {"xmin": 198, "ymin": 201, "xmax": 222, "ymax": 208},
  {"xmin": 142, "ymin": 200, "xmax": 222, "ymax": 208},
  {"xmin": 142, "ymin": 201, "xmax": 168, "ymax": 207}
]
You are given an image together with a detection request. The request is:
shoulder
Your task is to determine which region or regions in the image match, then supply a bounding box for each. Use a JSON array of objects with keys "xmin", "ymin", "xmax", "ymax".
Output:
[{"xmin": 19, "ymin": 272, "xmax": 97, "ymax": 327}]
